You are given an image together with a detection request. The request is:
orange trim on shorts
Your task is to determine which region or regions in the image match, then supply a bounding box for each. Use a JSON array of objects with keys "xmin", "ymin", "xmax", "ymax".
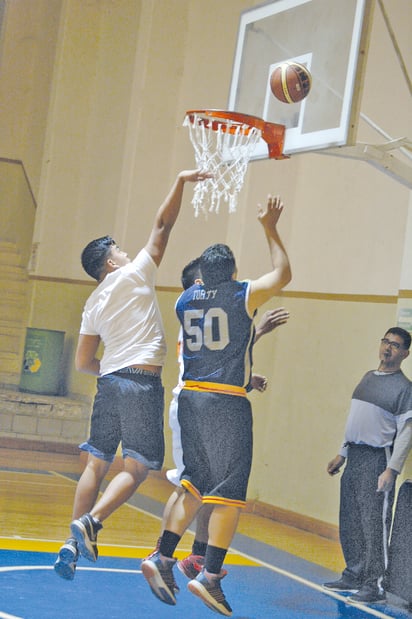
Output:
[
  {"xmin": 202, "ymin": 495, "xmax": 247, "ymax": 508},
  {"xmin": 183, "ymin": 380, "xmax": 247, "ymax": 397},
  {"xmin": 181, "ymin": 479, "xmax": 203, "ymax": 501},
  {"xmin": 181, "ymin": 479, "xmax": 246, "ymax": 508}
]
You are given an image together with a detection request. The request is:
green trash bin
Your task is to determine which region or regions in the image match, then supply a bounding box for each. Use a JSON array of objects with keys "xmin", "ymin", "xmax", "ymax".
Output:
[{"xmin": 19, "ymin": 328, "xmax": 65, "ymax": 395}]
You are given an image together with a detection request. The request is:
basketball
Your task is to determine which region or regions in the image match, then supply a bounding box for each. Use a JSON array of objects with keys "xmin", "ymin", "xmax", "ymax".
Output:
[{"xmin": 270, "ymin": 62, "xmax": 312, "ymax": 104}]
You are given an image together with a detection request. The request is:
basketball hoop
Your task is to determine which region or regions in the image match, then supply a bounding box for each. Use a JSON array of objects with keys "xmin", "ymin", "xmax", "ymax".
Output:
[{"xmin": 183, "ymin": 110, "xmax": 286, "ymax": 216}]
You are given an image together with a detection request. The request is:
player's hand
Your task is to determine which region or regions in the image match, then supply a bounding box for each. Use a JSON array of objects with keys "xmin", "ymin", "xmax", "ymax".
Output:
[
  {"xmin": 257, "ymin": 195, "xmax": 284, "ymax": 230},
  {"xmin": 250, "ymin": 374, "xmax": 268, "ymax": 392},
  {"xmin": 256, "ymin": 307, "xmax": 289, "ymax": 340},
  {"xmin": 327, "ymin": 455, "xmax": 345, "ymax": 476},
  {"xmin": 179, "ymin": 169, "xmax": 213, "ymax": 183}
]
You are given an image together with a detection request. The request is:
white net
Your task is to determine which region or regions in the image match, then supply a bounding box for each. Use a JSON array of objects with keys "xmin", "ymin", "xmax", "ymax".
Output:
[{"xmin": 183, "ymin": 112, "xmax": 262, "ymax": 216}]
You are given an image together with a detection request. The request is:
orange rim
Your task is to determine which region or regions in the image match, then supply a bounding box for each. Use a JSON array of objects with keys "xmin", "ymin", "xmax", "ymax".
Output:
[{"xmin": 185, "ymin": 109, "xmax": 286, "ymax": 159}]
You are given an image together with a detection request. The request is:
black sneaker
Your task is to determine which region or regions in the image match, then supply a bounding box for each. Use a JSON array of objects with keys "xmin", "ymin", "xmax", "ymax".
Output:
[
  {"xmin": 188, "ymin": 569, "xmax": 232, "ymax": 617},
  {"xmin": 70, "ymin": 513, "xmax": 102, "ymax": 562},
  {"xmin": 54, "ymin": 538, "xmax": 78, "ymax": 580},
  {"xmin": 323, "ymin": 576, "xmax": 360, "ymax": 592},
  {"xmin": 141, "ymin": 551, "xmax": 178, "ymax": 606},
  {"xmin": 348, "ymin": 584, "xmax": 386, "ymax": 604}
]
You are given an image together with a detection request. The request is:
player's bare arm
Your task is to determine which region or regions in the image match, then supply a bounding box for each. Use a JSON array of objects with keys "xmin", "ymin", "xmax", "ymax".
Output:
[
  {"xmin": 248, "ymin": 195, "xmax": 291, "ymax": 313},
  {"xmin": 254, "ymin": 307, "xmax": 289, "ymax": 343},
  {"xmin": 75, "ymin": 334, "xmax": 101, "ymax": 375},
  {"xmin": 145, "ymin": 169, "xmax": 212, "ymax": 266}
]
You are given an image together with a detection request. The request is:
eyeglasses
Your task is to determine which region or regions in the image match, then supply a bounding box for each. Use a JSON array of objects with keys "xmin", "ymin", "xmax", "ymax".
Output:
[{"xmin": 380, "ymin": 338, "xmax": 404, "ymax": 350}]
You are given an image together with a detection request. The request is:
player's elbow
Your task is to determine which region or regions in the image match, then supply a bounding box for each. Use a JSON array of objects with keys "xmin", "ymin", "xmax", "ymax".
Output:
[
  {"xmin": 280, "ymin": 264, "xmax": 292, "ymax": 288},
  {"xmin": 156, "ymin": 213, "xmax": 175, "ymax": 236}
]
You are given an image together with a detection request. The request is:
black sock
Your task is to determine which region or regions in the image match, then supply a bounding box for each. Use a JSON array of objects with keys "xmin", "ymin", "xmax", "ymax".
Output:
[
  {"xmin": 192, "ymin": 540, "xmax": 207, "ymax": 557},
  {"xmin": 159, "ymin": 530, "xmax": 181, "ymax": 558},
  {"xmin": 204, "ymin": 545, "xmax": 227, "ymax": 574}
]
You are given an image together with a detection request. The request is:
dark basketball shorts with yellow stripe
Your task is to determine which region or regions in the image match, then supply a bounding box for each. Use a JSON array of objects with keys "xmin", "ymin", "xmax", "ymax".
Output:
[{"xmin": 177, "ymin": 387, "xmax": 253, "ymax": 508}]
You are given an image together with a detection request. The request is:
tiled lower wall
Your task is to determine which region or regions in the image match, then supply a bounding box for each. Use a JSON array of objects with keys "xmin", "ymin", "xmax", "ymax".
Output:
[{"xmin": 0, "ymin": 387, "xmax": 90, "ymax": 445}]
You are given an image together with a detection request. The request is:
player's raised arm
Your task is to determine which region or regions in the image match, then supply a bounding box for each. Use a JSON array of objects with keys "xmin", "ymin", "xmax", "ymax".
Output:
[
  {"xmin": 145, "ymin": 169, "xmax": 212, "ymax": 266},
  {"xmin": 248, "ymin": 195, "xmax": 291, "ymax": 313}
]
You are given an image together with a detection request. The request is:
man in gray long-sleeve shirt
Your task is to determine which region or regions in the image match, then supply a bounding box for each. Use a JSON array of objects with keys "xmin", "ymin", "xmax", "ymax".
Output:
[{"xmin": 323, "ymin": 327, "xmax": 412, "ymax": 605}]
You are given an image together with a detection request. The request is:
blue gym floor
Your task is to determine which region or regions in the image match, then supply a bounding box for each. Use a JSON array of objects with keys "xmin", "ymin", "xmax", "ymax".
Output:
[{"xmin": 1, "ymin": 548, "xmax": 411, "ymax": 619}]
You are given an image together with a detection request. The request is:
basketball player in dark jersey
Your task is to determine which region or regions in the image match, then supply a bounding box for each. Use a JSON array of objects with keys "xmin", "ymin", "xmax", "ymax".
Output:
[{"xmin": 142, "ymin": 195, "xmax": 291, "ymax": 616}]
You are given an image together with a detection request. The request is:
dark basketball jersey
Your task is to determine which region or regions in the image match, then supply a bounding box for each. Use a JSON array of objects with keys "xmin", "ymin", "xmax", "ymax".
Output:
[{"xmin": 175, "ymin": 280, "xmax": 255, "ymax": 390}]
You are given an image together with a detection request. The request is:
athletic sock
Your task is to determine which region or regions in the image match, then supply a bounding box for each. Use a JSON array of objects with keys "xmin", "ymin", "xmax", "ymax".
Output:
[
  {"xmin": 204, "ymin": 545, "xmax": 227, "ymax": 574},
  {"xmin": 192, "ymin": 540, "xmax": 207, "ymax": 556},
  {"xmin": 159, "ymin": 530, "xmax": 181, "ymax": 558}
]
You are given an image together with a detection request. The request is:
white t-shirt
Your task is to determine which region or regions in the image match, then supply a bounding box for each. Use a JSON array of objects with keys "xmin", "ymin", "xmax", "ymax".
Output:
[
  {"xmin": 80, "ymin": 248, "xmax": 166, "ymax": 375},
  {"xmin": 171, "ymin": 327, "xmax": 184, "ymax": 398}
]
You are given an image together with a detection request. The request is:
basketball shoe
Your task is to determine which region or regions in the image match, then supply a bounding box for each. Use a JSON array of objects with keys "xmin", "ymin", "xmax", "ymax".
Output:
[
  {"xmin": 188, "ymin": 568, "xmax": 232, "ymax": 616},
  {"xmin": 142, "ymin": 540, "xmax": 180, "ymax": 593},
  {"xmin": 70, "ymin": 513, "xmax": 102, "ymax": 562},
  {"xmin": 143, "ymin": 536, "xmax": 162, "ymax": 561},
  {"xmin": 348, "ymin": 584, "xmax": 386, "ymax": 604},
  {"xmin": 54, "ymin": 538, "xmax": 78, "ymax": 580},
  {"xmin": 323, "ymin": 575, "xmax": 360, "ymax": 592},
  {"xmin": 141, "ymin": 551, "xmax": 178, "ymax": 606},
  {"xmin": 177, "ymin": 553, "xmax": 204, "ymax": 579}
]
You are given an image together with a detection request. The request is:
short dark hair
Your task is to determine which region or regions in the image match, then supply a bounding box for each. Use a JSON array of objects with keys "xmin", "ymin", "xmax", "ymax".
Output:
[
  {"xmin": 200, "ymin": 244, "xmax": 236, "ymax": 287},
  {"xmin": 181, "ymin": 257, "xmax": 201, "ymax": 290},
  {"xmin": 385, "ymin": 327, "xmax": 411, "ymax": 350},
  {"xmin": 81, "ymin": 235, "xmax": 116, "ymax": 281}
]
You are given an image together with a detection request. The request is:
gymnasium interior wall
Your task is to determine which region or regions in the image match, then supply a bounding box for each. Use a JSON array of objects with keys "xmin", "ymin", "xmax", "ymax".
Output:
[{"xmin": 1, "ymin": 0, "xmax": 411, "ymax": 528}]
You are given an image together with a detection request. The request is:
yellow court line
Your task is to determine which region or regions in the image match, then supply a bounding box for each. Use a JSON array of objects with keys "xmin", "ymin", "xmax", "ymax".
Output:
[
  {"xmin": 0, "ymin": 537, "xmax": 257, "ymax": 565},
  {"xmin": 0, "ymin": 538, "xmax": 146, "ymax": 558}
]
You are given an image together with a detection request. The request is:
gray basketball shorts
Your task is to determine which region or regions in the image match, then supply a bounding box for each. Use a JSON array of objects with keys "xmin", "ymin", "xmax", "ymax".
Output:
[
  {"xmin": 178, "ymin": 389, "xmax": 253, "ymax": 504},
  {"xmin": 80, "ymin": 371, "xmax": 165, "ymax": 470}
]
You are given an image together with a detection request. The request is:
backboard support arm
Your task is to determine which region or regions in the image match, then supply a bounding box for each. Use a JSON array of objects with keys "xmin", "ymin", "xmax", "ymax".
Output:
[{"xmin": 316, "ymin": 139, "xmax": 412, "ymax": 189}]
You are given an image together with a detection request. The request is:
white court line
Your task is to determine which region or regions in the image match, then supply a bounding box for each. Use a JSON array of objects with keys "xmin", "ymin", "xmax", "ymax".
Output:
[
  {"xmin": 0, "ymin": 565, "xmax": 140, "ymax": 574},
  {"xmin": 0, "ymin": 612, "xmax": 24, "ymax": 619},
  {"xmin": 229, "ymin": 545, "xmax": 398, "ymax": 619}
]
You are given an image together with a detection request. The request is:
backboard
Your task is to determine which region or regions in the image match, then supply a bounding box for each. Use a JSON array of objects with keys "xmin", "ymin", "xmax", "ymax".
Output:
[{"xmin": 228, "ymin": 0, "xmax": 374, "ymax": 159}]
